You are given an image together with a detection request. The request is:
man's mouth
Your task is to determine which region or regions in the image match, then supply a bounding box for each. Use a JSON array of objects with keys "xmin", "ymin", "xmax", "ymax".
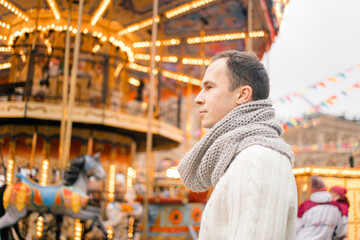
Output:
[{"xmin": 199, "ymin": 111, "xmax": 206, "ymax": 117}]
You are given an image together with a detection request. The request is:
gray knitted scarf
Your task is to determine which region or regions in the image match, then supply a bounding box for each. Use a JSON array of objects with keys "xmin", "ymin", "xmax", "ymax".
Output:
[{"xmin": 177, "ymin": 99, "xmax": 294, "ymax": 192}]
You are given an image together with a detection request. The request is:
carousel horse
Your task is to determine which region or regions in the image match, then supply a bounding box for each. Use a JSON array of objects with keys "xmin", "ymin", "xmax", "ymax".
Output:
[
  {"xmin": 104, "ymin": 201, "xmax": 143, "ymax": 240},
  {"xmin": 0, "ymin": 153, "xmax": 108, "ymax": 240}
]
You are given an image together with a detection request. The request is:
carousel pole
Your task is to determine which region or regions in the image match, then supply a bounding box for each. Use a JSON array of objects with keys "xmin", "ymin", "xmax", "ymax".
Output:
[
  {"xmin": 59, "ymin": 0, "xmax": 73, "ymax": 179},
  {"xmin": 87, "ymin": 135, "xmax": 93, "ymax": 155},
  {"xmin": 143, "ymin": 0, "xmax": 159, "ymax": 238},
  {"xmin": 131, "ymin": 141, "xmax": 136, "ymax": 168},
  {"xmin": 61, "ymin": 0, "xmax": 85, "ymax": 177},
  {"xmin": 199, "ymin": 21, "xmax": 206, "ymax": 139},
  {"xmin": 246, "ymin": 0, "xmax": 253, "ymax": 52},
  {"xmin": 29, "ymin": 128, "xmax": 37, "ymax": 171},
  {"xmin": 24, "ymin": 0, "xmax": 41, "ymax": 111},
  {"xmin": 185, "ymin": 73, "xmax": 192, "ymax": 151}
]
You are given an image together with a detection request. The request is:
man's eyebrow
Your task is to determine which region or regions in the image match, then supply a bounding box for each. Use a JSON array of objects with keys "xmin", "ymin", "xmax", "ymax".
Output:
[{"xmin": 201, "ymin": 80, "xmax": 215, "ymax": 88}]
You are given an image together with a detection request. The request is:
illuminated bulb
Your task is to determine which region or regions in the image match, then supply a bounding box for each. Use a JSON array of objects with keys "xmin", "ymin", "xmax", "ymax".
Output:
[
  {"xmin": 47, "ymin": 0, "xmax": 61, "ymax": 19},
  {"xmin": 74, "ymin": 219, "xmax": 82, "ymax": 240},
  {"xmin": 128, "ymin": 77, "xmax": 140, "ymax": 87},
  {"xmin": 166, "ymin": 167, "xmax": 180, "ymax": 178},
  {"xmin": 6, "ymin": 158, "xmax": 14, "ymax": 185},
  {"xmin": 118, "ymin": 16, "xmax": 159, "ymax": 36},
  {"xmin": 162, "ymin": 70, "xmax": 201, "ymax": 86},
  {"xmin": 108, "ymin": 164, "xmax": 116, "ymax": 201},
  {"xmin": 0, "ymin": 62, "xmax": 11, "ymax": 70},
  {"xmin": 114, "ymin": 63, "xmax": 123, "ymax": 78},
  {"xmin": 92, "ymin": 44, "xmax": 101, "ymax": 53},
  {"xmin": 91, "ymin": 0, "xmax": 111, "ymax": 25},
  {"xmin": 36, "ymin": 216, "xmax": 44, "ymax": 238}
]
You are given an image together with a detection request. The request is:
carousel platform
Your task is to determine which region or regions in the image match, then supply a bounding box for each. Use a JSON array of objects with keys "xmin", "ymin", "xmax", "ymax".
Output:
[{"xmin": 0, "ymin": 100, "xmax": 183, "ymax": 151}]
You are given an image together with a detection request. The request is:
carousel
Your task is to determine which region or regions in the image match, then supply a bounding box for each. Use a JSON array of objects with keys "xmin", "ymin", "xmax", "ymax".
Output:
[{"xmin": 0, "ymin": 0, "xmax": 288, "ymax": 239}]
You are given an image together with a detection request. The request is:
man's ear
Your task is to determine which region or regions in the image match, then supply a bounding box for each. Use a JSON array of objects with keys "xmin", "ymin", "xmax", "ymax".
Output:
[{"xmin": 236, "ymin": 85, "xmax": 252, "ymax": 105}]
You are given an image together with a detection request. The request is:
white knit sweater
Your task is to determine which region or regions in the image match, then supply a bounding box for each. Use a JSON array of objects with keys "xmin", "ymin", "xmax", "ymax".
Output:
[{"xmin": 199, "ymin": 145, "xmax": 297, "ymax": 240}]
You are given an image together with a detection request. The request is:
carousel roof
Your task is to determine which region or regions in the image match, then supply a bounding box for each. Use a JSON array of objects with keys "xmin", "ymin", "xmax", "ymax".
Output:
[
  {"xmin": 0, "ymin": 0, "xmax": 288, "ymax": 67},
  {"xmin": 0, "ymin": 0, "xmax": 288, "ymax": 150}
]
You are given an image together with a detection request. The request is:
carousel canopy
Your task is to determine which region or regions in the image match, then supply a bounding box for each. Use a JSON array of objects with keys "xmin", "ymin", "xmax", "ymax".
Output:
[
  {"xmin": 0, "ymin": 0, "xmax": 288, "ymax": 82},
  {"xmin": 0, "ymin": 0, "xmax": 288, "ymax": 150}
]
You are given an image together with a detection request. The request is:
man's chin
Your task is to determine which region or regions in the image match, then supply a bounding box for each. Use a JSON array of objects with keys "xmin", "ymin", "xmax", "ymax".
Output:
[{"xmin": 201, "ymin": 121, "xmax": 214, "ymax": 129}]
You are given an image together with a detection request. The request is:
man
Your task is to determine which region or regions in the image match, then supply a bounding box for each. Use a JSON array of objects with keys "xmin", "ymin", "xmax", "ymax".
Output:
[
  {"xmin": 178, "ymin": 50, "xmax": 297, "ymax": 239},
  {"xmin": 296, "ymin": 177, "xmax": 346, "ymax": 240}
]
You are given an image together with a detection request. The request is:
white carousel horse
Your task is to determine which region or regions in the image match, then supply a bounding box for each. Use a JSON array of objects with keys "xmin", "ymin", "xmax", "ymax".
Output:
[
  {"xmin": 0, "ymin": 153, "xmax": 108, "ymax": 240},
  {"xmin": 104, "ymin": 201, "xmax": 143, "ymax": 240}
]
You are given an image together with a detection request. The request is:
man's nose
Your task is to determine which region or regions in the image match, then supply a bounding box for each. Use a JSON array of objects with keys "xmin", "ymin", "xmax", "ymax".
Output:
[{"xmin": 194, "ymin": 92, "xmax": 204, "ymax": 105}]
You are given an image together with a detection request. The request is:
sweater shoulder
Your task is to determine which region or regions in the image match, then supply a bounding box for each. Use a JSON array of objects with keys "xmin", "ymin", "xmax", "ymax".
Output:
[
  {"xmin": 223, "ymin": 145, "xmax": 294, "ymax": 186},
  {"xmin": 235, "ymin": 145, "xmax": 290, "ymax": 165}
]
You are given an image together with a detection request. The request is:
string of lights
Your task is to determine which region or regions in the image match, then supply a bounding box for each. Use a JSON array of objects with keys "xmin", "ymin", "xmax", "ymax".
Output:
[
  {"xmin": 91, "ymin": 0, "xmax": 111, "ymax": 26},
  {"xmin": 0, "ymin": 0, "xmax": 29, "ymax": 22},
  {"xmin": 46, "ymin": 0, "xmax": 61, "ymax": 20}
]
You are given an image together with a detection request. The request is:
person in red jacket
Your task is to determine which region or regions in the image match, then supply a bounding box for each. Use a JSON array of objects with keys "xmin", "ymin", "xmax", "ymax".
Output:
[
  {"xmin": 330, "ymin": 186, "xmax": 350, "ymax": 216},
  {"xmin": 330, "ymin": 186, "xmax": 350, "ymax": 240}
]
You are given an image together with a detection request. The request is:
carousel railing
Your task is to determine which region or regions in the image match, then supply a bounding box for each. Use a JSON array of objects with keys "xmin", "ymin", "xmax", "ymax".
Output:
[{"xmin": 0, "ymin": 44, "xmax": 182, "ymax": 127}]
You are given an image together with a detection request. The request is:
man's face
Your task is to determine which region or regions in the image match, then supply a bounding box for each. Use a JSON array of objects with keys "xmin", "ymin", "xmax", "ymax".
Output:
[{"xmin": 194, "ymin": 58, "xmax": 239, "ymax": 128}]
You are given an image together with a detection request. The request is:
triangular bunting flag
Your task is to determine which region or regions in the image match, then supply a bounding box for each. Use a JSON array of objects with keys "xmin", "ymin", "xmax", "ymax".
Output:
[
  {"xmin": 346, "ymin": 67, "xmax": 353, "ymax": 72},
  {"xmin": 289, "ymin": 119, "xmax": 299, "ymax": 127},
  {"xmin": 317, "ymin": 82, "xmax": 326, "ymax": 88},
  {"xmin": 286, "ymin": 121, "xmax": 294, "ymax": 127},
  {"xmin": 337, "ymin": 73, "xmax": 346, "ymax": 79},
  {"xmin": 326, "ymin": 99, "xmax": 334, "ymax": 105},
  {"xmin": 326, "ymin": 77, "xmax": 337, "ymax": 82},
  {"xmin": 321, "ymin": 102, "xmax": 329, "ymax": 108},
  {"xmin": 311, "ymin": 85, "xmax": 317, "ymax": 90}
]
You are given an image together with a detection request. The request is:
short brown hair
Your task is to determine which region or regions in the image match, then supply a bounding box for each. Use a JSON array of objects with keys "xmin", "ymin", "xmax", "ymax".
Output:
[{"xmin": 211, "ymin": 50, "xmax": 269, "ymax": 101}]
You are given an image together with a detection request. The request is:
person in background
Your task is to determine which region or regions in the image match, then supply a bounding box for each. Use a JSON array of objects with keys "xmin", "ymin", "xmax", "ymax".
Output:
[
  {"xmin": 296, "ymin": 176, "xmax": 347, "ymax": 240},
  {"xmin": 330, "ymin": 186, "xmax": 350, "ymax": 215},
  {"xmin": 177, "ymin": 50, "xmax": 297, "ymax": 239},
  {"xmin": 330, "ymin": 186, "xmax": 350, "ymax": 240}
]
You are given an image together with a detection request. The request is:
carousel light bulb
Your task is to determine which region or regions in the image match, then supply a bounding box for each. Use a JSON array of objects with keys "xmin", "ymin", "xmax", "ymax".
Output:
[
  {"xmin": 165, "ymin": 0, "xmax": 215, "ymax": 18},
  {"xmin": 47, "ymin": 0, "xmax": 61, "ymax": 19},
  {"xmin": 92, "ymin": 44, "xmax": 101, "ymax": 53},
  {"xmin": 91, "ymin": 0, "xmax": 111, "ymax": 25},
  {"xmin": 118, "ymin": 16, "xmax": 159, "ymax": 36},
  {"xmin": 74, "ymin": 219, "xmax": 82, "ymax": 239},
  {"xmin": 0, "ymin": 63, "xmax": 11, "ymax": 70},
  {"xmin": 128, "ymin": 77, "xmax": 140, "ymax": 87}
]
